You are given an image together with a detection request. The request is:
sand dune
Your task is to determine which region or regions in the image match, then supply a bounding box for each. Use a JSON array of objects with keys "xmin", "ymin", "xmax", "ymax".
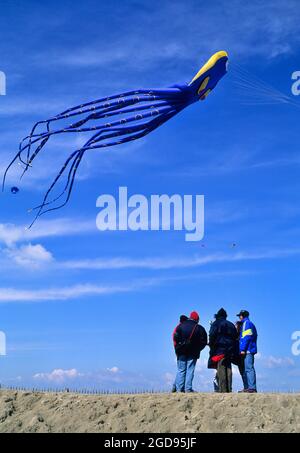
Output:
[{"xmin": 0, "ymin": 390, "xmax": 299, "ymax": 433}]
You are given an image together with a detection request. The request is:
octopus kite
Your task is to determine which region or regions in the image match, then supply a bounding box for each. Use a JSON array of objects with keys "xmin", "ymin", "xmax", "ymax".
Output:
[{"xmin": 3, "ymin": 50, "xmax": 228, "ymax": 227}]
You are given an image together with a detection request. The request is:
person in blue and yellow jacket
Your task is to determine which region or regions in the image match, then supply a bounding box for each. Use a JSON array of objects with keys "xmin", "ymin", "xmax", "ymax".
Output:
[{"xmin": 237, "ymin": 310, "xmax": 258, "ymax": 393}]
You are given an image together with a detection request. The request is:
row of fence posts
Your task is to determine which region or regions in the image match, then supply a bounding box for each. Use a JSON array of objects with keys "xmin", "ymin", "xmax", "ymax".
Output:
[{"xmin": 0, "ymin": 385, "xmax": 169, "ymax": 395}]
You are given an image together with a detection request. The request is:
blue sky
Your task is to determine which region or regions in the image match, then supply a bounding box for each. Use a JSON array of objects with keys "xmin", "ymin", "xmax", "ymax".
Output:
[{"xmin": 0, "ymin": 0, "xmax": 300, "ymax": 392}]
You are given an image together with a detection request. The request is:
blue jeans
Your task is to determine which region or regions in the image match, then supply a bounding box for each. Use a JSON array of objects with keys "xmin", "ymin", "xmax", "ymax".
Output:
[
  {"xmin": 175, "ymin": 357, "xmax": 197, "ymax": 392},
  {"xmin": 242, "ymin": 353, "xmax": 257, "ymax": 391}
]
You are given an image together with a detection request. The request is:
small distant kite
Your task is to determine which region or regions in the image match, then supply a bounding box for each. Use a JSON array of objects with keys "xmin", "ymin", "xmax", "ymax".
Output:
[
  {"xmin": 199, "ymin": 242, "xmax": 237, "ymax": 249},
  {"xmin": 3, "ymin": 51, "xmax": 228, "ymax": 227}
]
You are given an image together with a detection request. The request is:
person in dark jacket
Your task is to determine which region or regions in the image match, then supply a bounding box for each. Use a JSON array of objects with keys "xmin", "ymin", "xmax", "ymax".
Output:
[
  {"xmin": 174, "ymin": 311, "xmax": 207, "ymax": 393},
  {"xmin": 208, "ymin": 308, "xmax": 238, "ymax": 393},
  {"xmin": 171, "ymin": 315, "xmax": 188, "ymax": 392},
  {"xmin": 173, "ymin": 315, "xmax": 189, "ymax": 350}
]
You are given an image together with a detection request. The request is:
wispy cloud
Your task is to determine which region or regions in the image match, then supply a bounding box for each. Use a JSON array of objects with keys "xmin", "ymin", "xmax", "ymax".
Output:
[
  {"xmin": 0, "ymin": 282, "xmax": 139, "ymax": 303},
  {"xmin": 0, "ymin": 218, "xmax": 95, "ymax": 247},
  {"xmin": 0, "ymin": 98, "xmax": 70, "ymax": 117},
  {"xmin": 60, "ymin": 248, "xmax": 300, "ymax": 271},
  {"xmin": 173, "ymin": 144, "xmax": 300, "ymax": 178},
  {"xmin": 49, "ymin": 42, "xmax": 186, "ymax": 70},
  {"xmin": 37, "ymin": 0, "xmax": 300, "ymax": 75},
  {"xmin": 8, "ymin": 342, "xmax": 62, "ymax": 353},
  {"xmin": 0, "ymin": 271, "xmax": 251, "ymax": 303}
]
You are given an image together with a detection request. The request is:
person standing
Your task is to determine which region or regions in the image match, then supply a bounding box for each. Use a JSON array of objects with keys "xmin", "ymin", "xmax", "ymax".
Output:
[
  {"xmin": 174, "ymin": 311, "xmax": 207, "ymax": 393},
  {"xmin": 235, "ymin": 320, "xmax": 245, "ymax": 384},
  {"xmin": 171, "ymin": 315, "xmax": 188, "ymax": 392},
  {"xmin": 208, "ymin": 308, "xmax": 239, "ymax": 393},
  {"xmin": 237, "ymin": 310, "xmax": 258, "ymax": 393},
  {"xmin": 172, "ymin": 315, "xmax": 189, "ymax": 350}
]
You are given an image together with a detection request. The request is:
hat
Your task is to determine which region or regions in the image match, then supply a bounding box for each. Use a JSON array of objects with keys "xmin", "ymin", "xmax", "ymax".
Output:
[
  {"xmin": 180, "ymin": 315, "xmax": 188, "ymax": 323},
  {"xmin": 236, "ymin": 310, "xmax": 249, "ymax": 318},
  {"xmin": 190, "ymin": 311, "xmax": 199, "ymax": 322},
  {"xmin": 215, "ymin": 308, "xmax": 227, "ymax": 319}
]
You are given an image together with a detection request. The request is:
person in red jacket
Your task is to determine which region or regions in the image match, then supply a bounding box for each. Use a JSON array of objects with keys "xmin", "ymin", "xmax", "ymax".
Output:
[{"xmin": 173, "ymin": 311, "xmax": 208, "ymax": 393}]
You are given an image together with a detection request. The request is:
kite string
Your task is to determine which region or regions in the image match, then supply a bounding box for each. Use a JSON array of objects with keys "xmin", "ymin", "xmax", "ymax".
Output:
[{"xmin": 230, "ymin": 62, "xmax": 300, "ymax": 109}]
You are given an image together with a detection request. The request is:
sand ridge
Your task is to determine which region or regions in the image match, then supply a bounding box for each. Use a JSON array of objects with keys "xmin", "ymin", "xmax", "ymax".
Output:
[{"xmin": 0, "ymin": 390, "xmax": 299, "ymax": 433}]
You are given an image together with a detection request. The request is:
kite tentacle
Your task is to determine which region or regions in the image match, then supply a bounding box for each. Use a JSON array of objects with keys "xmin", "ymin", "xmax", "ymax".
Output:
[
  {"xmin": 27, "ymin": 150, "xmax": 81, "ymax": 228},
  {"xmin": 22, "ymin": 102, "xmax": 181, "ymax": 168},
  {"xmin": 57, "ymin": 88, "xmax": 182, "ymax": 117},
  {"xmin": 54, "ymin": 92, "xmax": 181, "ymax": 122},
  {"xmin": 13, "ymin": 96, "xmax": 184, "ymax": 173},
  {"xmin": 29, "ymin": 149, "xmax": 82, "ymax": 212},
  {"xmin": 2, "ymin": 123, "xmax": 51, "ymax": 189},
  {"xmin": 24, "ymin": 94, "xmax": 182, "ymax": 142},
  {"xmin": 12, "ymin": 93, "xmax": 174, "ymax": 167},
  {"xmin": 27, "ymin": 107, "xmax": 180, "ymax": 227},
  {"xmin": 23, "ymin": 119, "xmax": 51, "ymax": 171},
  {"xmin": 20, "ymin": 88, "xmax": 182, "ymax": 147}
]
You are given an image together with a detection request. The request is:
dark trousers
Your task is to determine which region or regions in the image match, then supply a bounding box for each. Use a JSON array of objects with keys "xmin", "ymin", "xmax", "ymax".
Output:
[{"xmin": 216, "ymin": 358, "xmax": 232, "ymax": 393}]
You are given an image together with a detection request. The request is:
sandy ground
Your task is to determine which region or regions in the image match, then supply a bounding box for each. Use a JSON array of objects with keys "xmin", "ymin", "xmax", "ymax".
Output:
[{"xmin": 0, "ymin": 390, "xmax": 299, "ymax": 433}]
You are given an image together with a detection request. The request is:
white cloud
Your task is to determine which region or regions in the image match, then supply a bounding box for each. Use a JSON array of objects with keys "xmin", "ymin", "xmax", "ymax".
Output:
[
  {"xmin": 29, "ymin": 367, "xmax": 166, "ymax": 390},
  {"xmin": 0, "ymin": 218, "xmax": 95, "ymax": 247},
  {"xmin": 263, "ymin": 355, "xmax": 295, "ymax": 369},
  {"xmin": 5, "ymin": 243, "xmax": 53, "ymax": 268},
  {"xmin": 0, "ymin": 219, "xmax": 95, "ymax": 271},
  {"xmin": 0, "ymin": 224, "xmax": 25, "ymax": 247},
  {"xmin": 107, "ymin": 367, "xmax": 120, "ymax": 374},
  {"xmin": 33, "ymin": 368, "xmax": 83, "ymax": 383}
]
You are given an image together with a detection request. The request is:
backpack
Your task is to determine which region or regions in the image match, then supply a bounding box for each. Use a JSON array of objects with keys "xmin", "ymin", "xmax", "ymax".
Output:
[{"xmin": 175, "ymin": 323, "xmax": 198, "ymax": 356}]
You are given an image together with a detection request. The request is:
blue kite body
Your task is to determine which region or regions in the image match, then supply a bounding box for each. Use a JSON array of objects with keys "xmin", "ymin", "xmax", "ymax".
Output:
[{"xmin": 3, "ymin": 51, "xmax": 228, "ymax": 226}]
